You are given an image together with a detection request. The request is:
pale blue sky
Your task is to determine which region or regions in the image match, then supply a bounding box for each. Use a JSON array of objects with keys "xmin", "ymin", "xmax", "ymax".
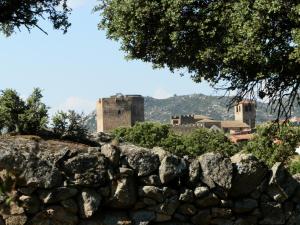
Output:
[{"xmin": 0, "ymin": 0, "xmax": 217, "ymax": 115}]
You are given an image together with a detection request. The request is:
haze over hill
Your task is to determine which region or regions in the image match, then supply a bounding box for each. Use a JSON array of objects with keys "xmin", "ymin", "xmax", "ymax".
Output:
[{"xmin": 85, "ymin": 93, "xmax": 300, "ymax": 132}]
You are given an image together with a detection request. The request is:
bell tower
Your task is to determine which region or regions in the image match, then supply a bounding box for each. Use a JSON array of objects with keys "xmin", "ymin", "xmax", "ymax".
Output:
[{"xmin": 235, "ymin": 100, "xmax": 256, "ymax": 129}]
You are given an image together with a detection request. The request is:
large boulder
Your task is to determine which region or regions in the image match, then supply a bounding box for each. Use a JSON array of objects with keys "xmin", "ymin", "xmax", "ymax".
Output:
[
  {"xmin": 159, "ymin": 155, "xmax": 187, "ymax": 184},
  {"xmin": 62, "ymin": 152, "xmax": 108, "ymax": 187},
  {"xmin": 109, "ymin": 176, "xmax": 137, "ymax": 208},
  {"xmin": 199, "ymin": 153, "xmax": 233, "ymax": 190},
  {"xmin": 120, "ymin": 144, "xmax": 160, "ymax": 177},
  {"xmin": 0, "ymin": 149, "xmax": 62, "ymax": 189},
  {"xmin": 230, "ymin": 153, "xmax": 268, "ymax": 197},
  {"xmin": 267, "ymin": 162, "xmax": 298, "ymax": 202},
  {"xmin": 78, "ymin": 189, "xmax": 102, "ymax": 219}
]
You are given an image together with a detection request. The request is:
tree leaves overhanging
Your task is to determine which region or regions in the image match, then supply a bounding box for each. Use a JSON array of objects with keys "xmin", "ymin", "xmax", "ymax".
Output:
[
  {"xmin": 96, "ymin": 0, "xmax": 300, "ymax": 119},
  {"xmin": 0, "ymin": 0, "xmax": 71, "ymax": 35}
]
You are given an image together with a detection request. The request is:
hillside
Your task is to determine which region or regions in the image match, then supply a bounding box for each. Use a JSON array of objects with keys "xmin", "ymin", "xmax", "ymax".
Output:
[{"xmin": 85, "ymin": 94, "xmax": 300, "ymax": 132}]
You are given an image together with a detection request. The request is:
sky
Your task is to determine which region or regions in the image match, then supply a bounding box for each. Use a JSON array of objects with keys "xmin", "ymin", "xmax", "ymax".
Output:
[{"xmin": 0, "ymin": 0, "xmax": 217, "ymax": 116}]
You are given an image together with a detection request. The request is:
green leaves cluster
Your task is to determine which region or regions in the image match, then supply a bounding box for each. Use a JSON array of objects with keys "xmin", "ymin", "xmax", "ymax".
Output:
[
  {"xmin": 0, "ymin": 88, "xmax": 48, "ymax": 134},
  {"xmin": 113, "ymin": 122, "xmax": 238, "ymax": 157},
  {"xmin": 0, "ymin": 0, "xmax": 71, "ymax": 36},
  {"xmin": 52, "ymin": 110, "xmax": 88, "ymax": 141},
  {"xmin": 97, "ymin": 0, "xmax": 300, "ymax": 118},
  {"xmin": 244, "ymin": 123, "xmax": 300, "ymax": 167}
]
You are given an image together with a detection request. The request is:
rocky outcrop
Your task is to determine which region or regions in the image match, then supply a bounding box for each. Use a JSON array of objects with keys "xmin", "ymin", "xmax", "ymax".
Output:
[{"xmin": 0, "ymin": 135, "xmax": 299, "ymax": 225}]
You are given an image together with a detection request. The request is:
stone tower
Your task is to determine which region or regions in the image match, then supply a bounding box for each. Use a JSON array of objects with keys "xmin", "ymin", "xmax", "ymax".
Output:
[
  {"xmin": 234, "ymin": 100, "xmax": 256, "ymax": 129},
  {"xmin": 96, "ymin": 94, "xmax": 144, "ymax": 132}
]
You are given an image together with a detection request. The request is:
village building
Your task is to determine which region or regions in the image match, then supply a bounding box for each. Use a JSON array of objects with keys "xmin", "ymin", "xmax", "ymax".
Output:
[
  {"xmin": 96, "ymin": 94, "xmax": 144, "ymax": 132},
  {"xmin": 171, "ymin": 100, "xmax": 256, "ymax": 135}
]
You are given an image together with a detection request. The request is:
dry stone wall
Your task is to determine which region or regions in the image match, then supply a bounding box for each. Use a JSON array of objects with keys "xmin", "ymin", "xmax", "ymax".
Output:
[{"xmin": 0, "ymin": 134, "xmax": 299, "ymax": 225}]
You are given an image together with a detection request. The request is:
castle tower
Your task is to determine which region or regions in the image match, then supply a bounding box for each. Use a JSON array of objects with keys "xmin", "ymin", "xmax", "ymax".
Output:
[
  {"xmin": 96, "ymin": 94, "xmax": 144, "ymax": 132},
  {"xmin": 234, "ymin": 100, "xmax": 256, "ymax": 129}
]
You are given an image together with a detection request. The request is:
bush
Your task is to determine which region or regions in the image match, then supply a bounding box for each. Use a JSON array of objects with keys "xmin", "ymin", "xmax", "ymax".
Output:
[
  {"xmin": 113, "ymin": 122, "xmax": 238, "ymax": 157},
  {"xmin": 52, "ymin": 110, "xmax": 88, "ymax": 141},
  {"xmin": 20, "ymin": 88, "xmax": 48, "ymax": 134},
  {"xmin": 0, "ymin": 89, "xmax": 25, "ymax": 133},
  {"xmin": 288, "ymin": 157, "xmax": 300, "ymax": 175},
  {"xmin": 113, "ymin": 122, "xmax": 171, "ymax": 148},
  {"xmin": 243, "ymin": 123, "xmax": 300, "ymax": 167},
  {"xmin": 0, "ymin": 88, "xmax": 48, "ymax": 134}
]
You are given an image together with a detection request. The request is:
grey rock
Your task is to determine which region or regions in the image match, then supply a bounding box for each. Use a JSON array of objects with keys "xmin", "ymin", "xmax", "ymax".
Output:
[
  {"xmin": 28, "ymin": 206, "xmax": 78, "ymax": 225},
  {"xmin": 131, "ymin": 210, "xmax": 155, "ymax": 225},
  {"xmin": 63, "ymin": 152, "xmax": 108, "ymax": 187},
  {"xmin": 234, "ymin": 216, "xmax": 258, "ymax": 225},
  {"xmin": 39, "ymin": 187, "xmax": 78, "ymax": 204},
  {"xmin": 159, "ymin": 155, "xmax": 187, "ymax": 184},
  {"xmin": 211, "ymin": 208, "xmax": 232, "ymax": 218},
  {"xmin": 179, "ymin": 189, "xmax": 194, "ymax": 202},
  {"xmin": 138, "ymin": 186, "xmax": 163, "ymax": 202},
  {"xmin": 139, "ymin": 175, "xmax": 162, "ymax": 186},
  {"xmin": 151, "ymin": 147, "xmax": 171, "ymax": 161},
  {"xmin": 19, "ymin": 195, "xmax": 40, "ymax": 214},
  {"xmin": 155, "ymin": 196, "xmax": 180, "ymax": 216},
  {"xmin": 195, "ymin": 193, "xmax": 220, "ymax": 208},
  {"xmin": 259, "ymin": 202, "xmax": 285, "ymax": 225},
  {"xmin": 61, "ymin": 199, "xmax": 78, "ymax": 214},
  {"xmin": 233, "ymin": 199, "xmax": 258, "ymax": 214},
  {"xmin": 5, "ymin": 215, "xmax": 27, "ymax": 225},
  {"xmin": 101, "ymin": 144, "xmax": 120, "ymax": 167},
  {"xmin": 155, "ymin": 213, "xmax": 172, "ymax": 222},
  {"xmin": 78, "ymin": 189, "xmax": 102, "ymax": 219},
  {"xmin": 189, "ymin": 159, "xmax": 201, "ymax": 184},
  {"xmin": 191, "ymin": 209, "xmax": 211, "ymax": 225},
  {"xmin": 128, "ymin": 152, "xmax": 160, "ymax": 177},
  {"xmin": 194, "ymin": 186, "xmax": 210, "ymax": 199},
  {"xmin": 268, "ymin": 162, "xmax": 298, "ymax": 202},
  {"xmin": 82, "ymin": 211, "xmax": 132, "ymax": 225},
  {"xmin": 230, "ymin": 153, "xmax": 268, "ymax": 197},
  {"xmin": 177, "ymin": 203, "xmax": 197, "ymax": 216},
  {"xmin": 199, "ymin": 153, "xmax": 233, "ymax": 190},
  {"xmin": 109, "ymin": 176, "xmax": 137, "ymax": 208}
]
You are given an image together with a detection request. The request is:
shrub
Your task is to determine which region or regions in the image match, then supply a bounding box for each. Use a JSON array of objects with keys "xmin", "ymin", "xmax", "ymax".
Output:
[
  {"xmin": 52, "ymin": 110, "xmax": 88, "ymax": 141},
  {"xmin": 0, "ymin": 89, "xmax": 25, "ymax": 133},
  {"xmin": 113, "ymin": 122, "xmax": 170, "ymax": 148},
  {"xmin": 243, "ymin": 123, "xmax": 300, "ymax": 167},
  {"xmin": 112, "ymin": 122, "xmax": 238, "ymax": 157},
  {"xmin": 288, "ymin": 157, "xmax": 300, "ymax": 175},
  {"xmin": 20, "ymin": 88, "xmax": 49, "ymax": 134},
  {"xmin": 0, "ymin": 88, "xmax": 48, "ymax": 134}
]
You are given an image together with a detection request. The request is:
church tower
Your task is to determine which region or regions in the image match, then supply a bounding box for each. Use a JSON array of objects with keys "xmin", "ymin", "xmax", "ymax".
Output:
[{"xmin": 235, "ymin": 100, "xmax": 256, "ymax": 129}]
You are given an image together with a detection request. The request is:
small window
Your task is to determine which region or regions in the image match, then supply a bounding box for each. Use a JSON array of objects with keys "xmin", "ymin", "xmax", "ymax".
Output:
[
  {"xmin": 118, "ymin": 110, "xmax": 121, "ymax": 116},
  {"xmin": 239, "ymin": 106, "xmax": 241, "ymax": 112},
  {"xmin": 236, "ymin": 106, "xmax": 238, "ymax": 112}
]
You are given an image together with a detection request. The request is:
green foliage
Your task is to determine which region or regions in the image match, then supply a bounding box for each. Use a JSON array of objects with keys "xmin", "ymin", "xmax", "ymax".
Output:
[
  {"xmin": 0, "ymin": 89, "xmax": 26, "ymax": 133},
  {"xmin": 0, "ymin": 0, "xmax": 71, "ymax": 36},
  {"xmin": 113, "ymin": 122, "xmax": 171, "ymax": 148},
  {"xmin": 182, "ymin": 129, "xmax": 238, "ymax": 157},
  {"xmin": 0, "ymin": 171, "xmax": 17, "ymax": 206},
  {"xmin": 113, "ymin": 122, "xmax": 238, "ymax": 156},
  {"xmin": 20, "ymin": 88, "xmax": 49, "ymax": 134},
  {"xmin": 97, "ymin": 0, "xmax": 300, "ymax": 118},
  {"xmin": 288, "ymin": 157, "xmax": 300, "ymax": 175},
  {"xmin": 52, "ymin": 110, "xmax": 88, "ymax": 141},
  {"xmin": 0, "ymin": 88, "xmax": 48, "ymax": 134},
  {"xmin": 243, "ymin": 123, "xmax": 300, "ymax": 167},
  {"xmin": 52, "ymin": 111, "xmax": 68, "ymax": 137}
]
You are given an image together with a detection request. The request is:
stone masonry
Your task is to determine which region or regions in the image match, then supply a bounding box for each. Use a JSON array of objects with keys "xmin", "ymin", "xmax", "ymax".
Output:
[{"xmin": 0, "ymin": 135, "xmax": 299, "ymax": 225}]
